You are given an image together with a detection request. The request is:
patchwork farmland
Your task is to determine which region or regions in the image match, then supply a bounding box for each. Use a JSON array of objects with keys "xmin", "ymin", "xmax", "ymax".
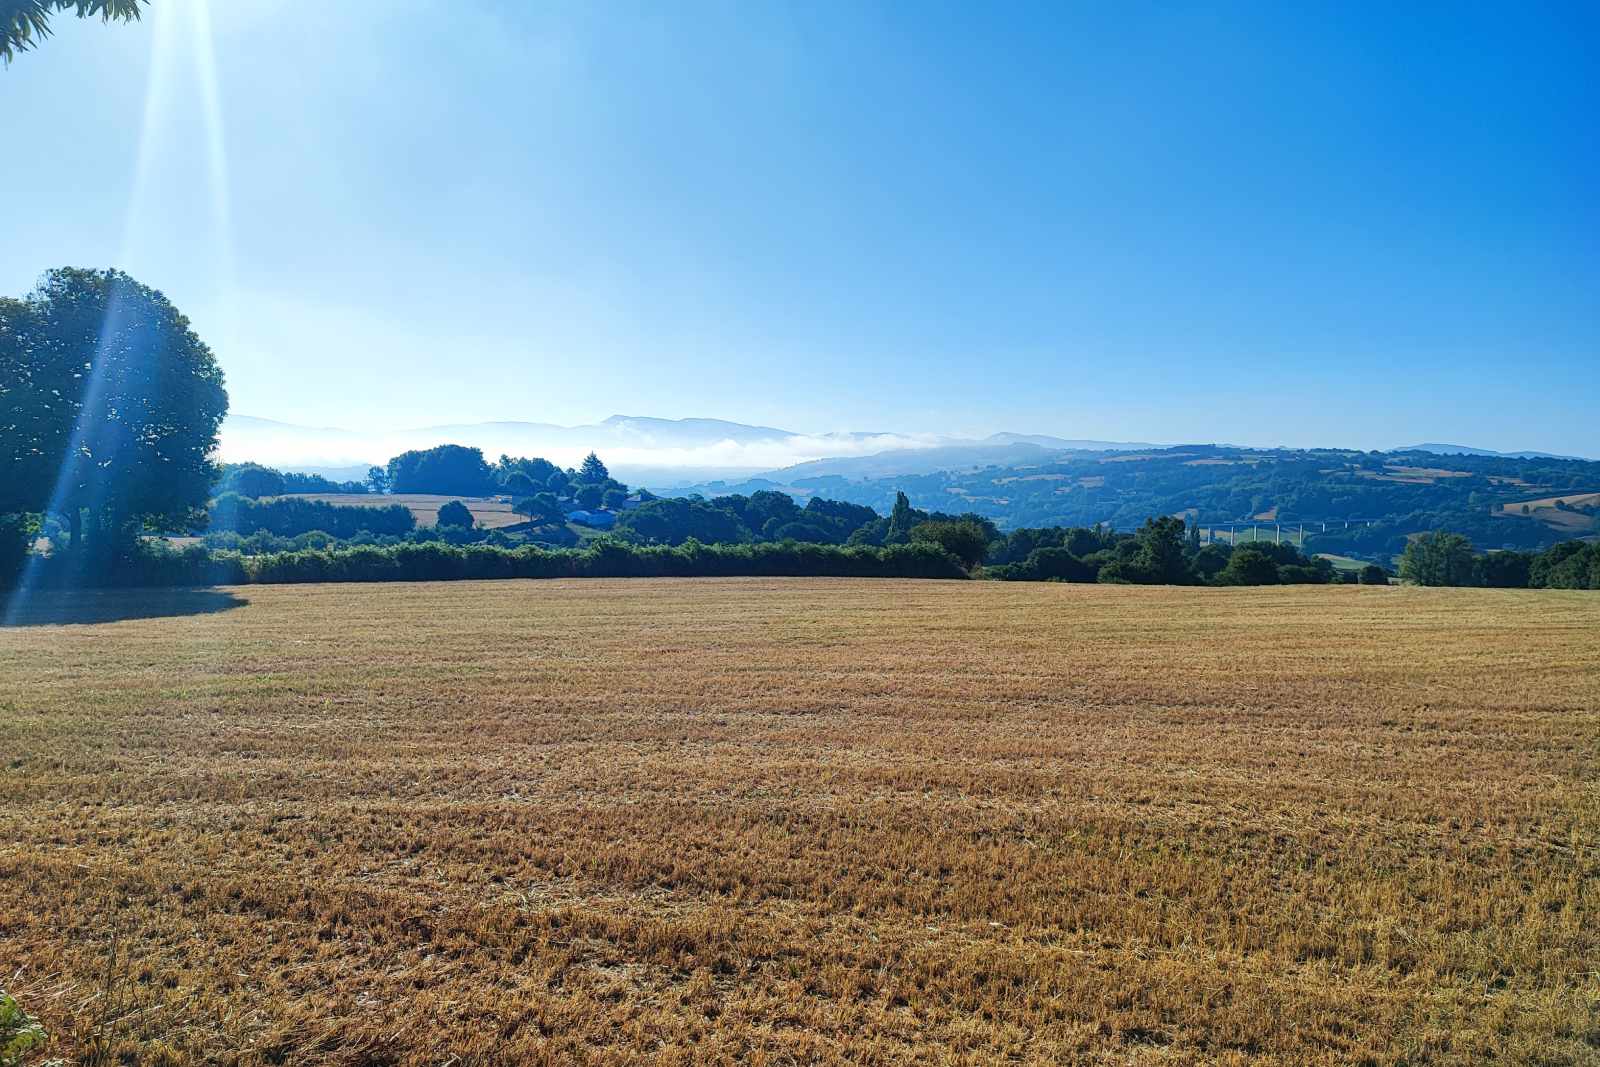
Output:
[
  {"xmin": 2, "ymin": 580, "xmax": 1598, "ymax": 1064},
  {"xmin": 280, "ymin": 492, "xmax": 525, "ymax": 529}
]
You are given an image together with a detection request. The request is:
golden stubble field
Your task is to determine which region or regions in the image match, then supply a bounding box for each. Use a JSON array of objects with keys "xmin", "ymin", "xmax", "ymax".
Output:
[{"xmin": 2, "ymin": 579, "xmax": 1598, "ymax": 1065}]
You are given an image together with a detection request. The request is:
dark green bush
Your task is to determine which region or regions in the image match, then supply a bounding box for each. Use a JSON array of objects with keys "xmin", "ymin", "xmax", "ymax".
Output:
[{"xmin": 210, "ymin": 493, "xmax": 415, "ymax": 538}]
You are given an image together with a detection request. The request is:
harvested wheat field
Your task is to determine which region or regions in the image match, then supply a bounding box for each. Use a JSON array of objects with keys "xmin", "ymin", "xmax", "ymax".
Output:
[{"xmin": 3, "ymin": 579, "xmax": 1599, "ymax": 1065}]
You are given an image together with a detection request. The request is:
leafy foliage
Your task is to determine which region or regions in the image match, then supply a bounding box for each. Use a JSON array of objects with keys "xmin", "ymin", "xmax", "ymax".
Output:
[
  {"xmin": 578, "ymin": 452, "xmax": 609, "ymax": 483},
  {"xmin": 0, "ymin": 989, "xmax": 54, "ymax": 1067},
  {"xmin": 209, "ymin": 493, "xmax": 414, "ymax": 539},
  {"xmin": 616, "ymin": 498, "xmax": 753, "ymax": 546},
  {"xmin": 1358, "ymin": 563, "xmax": 1391, "ymax": 585},
  {"xmin": 512, "ymin": 493, "xmax": 564, "ymax": 524},
  {"xmin": 1399, "ymin": 532, "xmax": 1477, "ymax": 587},
  {"xmin": 386, "ymin": 445, "xmax": 495, "ymax": 496},
  {"xmin": 1, "ymin": 0, "xmax": 143, "ymax": 65},
  {"xmin": 436, "ymin": 500, "xmax": 474, "ymax": 529},
  {"xmin": 1, "ymin": 268, "xmax": 227, "ymax": 557},
  {"xmin": 217, "ymin": 463, "xmax": 286, "ymax": 499},
  {"xmin": 910, "ymin": 519, "xmax": 992, "ymax": 571}
]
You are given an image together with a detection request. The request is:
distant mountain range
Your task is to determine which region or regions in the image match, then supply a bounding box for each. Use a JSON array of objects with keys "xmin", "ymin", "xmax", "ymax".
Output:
[
  {"xmin": 1395, "ymin": 443, "xmax": 1587, "ymax": 461},
  {"xmin": 217, "ymin": 414, "xmax": 1157, "ymax": 486},
  {"xmin": 219, "ymin": 413, "xmax": 1591, "ymax": 489}
]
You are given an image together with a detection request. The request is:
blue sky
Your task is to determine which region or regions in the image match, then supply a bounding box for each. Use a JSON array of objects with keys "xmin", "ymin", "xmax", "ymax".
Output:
[{"xmin": 5, "ymin": 1, "xmax": 1596, "ymax": 453}]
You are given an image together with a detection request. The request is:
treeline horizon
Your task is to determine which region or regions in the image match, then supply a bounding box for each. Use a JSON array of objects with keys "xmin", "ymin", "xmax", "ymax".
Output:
[
  {"xmin": 209, "ymin": 438, "xmax": 1600, "ymax": 565},
  {"xmin": 9, "ymin": 514, "xmax": 1597, "ymax": 593},
  {"xmin": 4, "ymin": 268, "xmax": 1595, "ymax": 598},
  {"xmin": 13, "ymin": 437, "xmax": 1600, "ymax": 593}
]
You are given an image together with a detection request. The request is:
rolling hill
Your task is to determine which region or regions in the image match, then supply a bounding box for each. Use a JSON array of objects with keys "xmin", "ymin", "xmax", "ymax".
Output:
[{"xmin": 680, "ymin": 445, "xmax": 1600, "ymax": 560}]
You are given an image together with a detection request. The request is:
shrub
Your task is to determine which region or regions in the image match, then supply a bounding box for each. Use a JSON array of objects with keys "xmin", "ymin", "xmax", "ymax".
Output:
[
  {"xmin": 1027, "ymin": 547, "xmax": 1098, "ymax": 582},
  {"xmin": 1215, "ymin": 546, "xmax": 1280, "ymax": 586},
  {"xmin": 0, "ymin": 990, "xmax": 51, "ymax": 1067},
  {"xmin": 910, "ymin": 519, "xmax": 992, "ymax": 571},
  {"xmin": 1541, "ymin": 542, "xmax": 1600, "ymax": 590},
  {"xmin": 436, "ymin": 501, "xmax": 474, "ymax": 529},
  {"xmin": 1277, "ymin": 563, "xmax": 1332, "ymax": 585},
  {"xmin": 1476, "ymin": 551, "xmax": 1532, "ymax": 589}
]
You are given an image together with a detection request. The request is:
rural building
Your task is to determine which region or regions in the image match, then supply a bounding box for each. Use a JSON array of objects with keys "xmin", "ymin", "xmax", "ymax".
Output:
[{"xmin": 566, "ymin": 509, "xmax": 616, "ymax": 529}]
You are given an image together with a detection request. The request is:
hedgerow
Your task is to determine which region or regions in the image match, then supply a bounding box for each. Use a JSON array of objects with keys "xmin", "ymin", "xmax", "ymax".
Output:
[{"xmin": 4, "ymin": 537, "xmax": 966, "ymax": 590}]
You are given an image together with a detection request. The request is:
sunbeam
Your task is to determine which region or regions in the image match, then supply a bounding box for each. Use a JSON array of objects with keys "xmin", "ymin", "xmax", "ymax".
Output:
[
  {"xmin": 2, "ymin": 283, "xmax": 129, "ymax": 625},
  {"xmin": 2, "ymin": 8, "xmax": 177, "ymax": 625},
  {"xmin": 188, "ymin": 0, "xmax": 237, "ymax": 354},
  {"xmin": 117, "ymin": 0, "xmax": 177, "ymax": 262}
]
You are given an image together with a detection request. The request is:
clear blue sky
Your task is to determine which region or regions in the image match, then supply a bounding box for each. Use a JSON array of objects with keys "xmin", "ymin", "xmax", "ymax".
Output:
[{"xmin": 5, "ymin": 1, "xmax": 1596, "ymax": 453}]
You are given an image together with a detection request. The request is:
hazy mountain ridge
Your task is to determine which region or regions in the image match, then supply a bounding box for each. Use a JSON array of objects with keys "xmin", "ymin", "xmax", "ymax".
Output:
[
  {"xmin": 1396, "ymin": 443, "xmax": 1586, "ymax": 461},
  {"xmin": 217, "ymin": 417, "xmax": 1600, "ymax": 567},
  {"xmin": 218, "ymin": 413, "xmax": 1150, "ymax": 484}
]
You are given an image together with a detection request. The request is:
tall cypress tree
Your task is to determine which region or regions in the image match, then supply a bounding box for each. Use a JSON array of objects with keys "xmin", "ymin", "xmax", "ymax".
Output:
[
  {"xmin": 885, "ymin": 491, "xmax": 916, "ymax": 545},
  {"xmin": 578, "ymin": 452, "xmax": 609, "ymax": 483}
]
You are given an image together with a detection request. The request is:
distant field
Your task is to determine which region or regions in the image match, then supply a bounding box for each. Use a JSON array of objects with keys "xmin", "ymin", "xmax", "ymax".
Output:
[
  {"xmin": 1496, "ymin": 492, "xmax": 1600, "ymax": 533},
  {"xmin": 1354, "ymin": 466, "xmax": 1474, "ymax": 485},
  {"xmin": 3, "ymin": 580, "xmax": 1598, "ymax": 1064},
  {"xmin": 282, "ymin": 492, "xmax": 525, "ymax": 529},
  {"xmin": 1500, "ymin": 491, "xmax": 1600, "ymax": 511}
]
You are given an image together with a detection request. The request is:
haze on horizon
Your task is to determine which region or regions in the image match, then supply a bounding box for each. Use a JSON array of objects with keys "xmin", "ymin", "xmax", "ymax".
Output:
[{"xmin": 5, "ymin": 2, "xmax": 1596, "ymax": 457}]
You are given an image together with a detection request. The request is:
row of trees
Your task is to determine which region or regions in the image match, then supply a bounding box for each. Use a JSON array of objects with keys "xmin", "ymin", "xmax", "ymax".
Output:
[
  {"xmin": 614, "ymin": 490, "xmax": 991, "ymax": 555},
  {"xmin": 1398, "ymin": 533, "xmax": 1600, "ymax": 590},
  {"xmin": 378, "ymin": 444, "xmax": 636, "ymax": 524},
  {"xmin": 37, "ymin": 498, "xmax": 1600, "ymax": 592},
  {"xmin": 985, "ymin": 516, "xmax": 1346, "ymax": 586},
  {"xmin": 217, "ymin": 463, "xmax": 367, "ymax": 498},
  {"xmin": 615, "ymin": 490, "xmax": 879, "ymax": 547},
  {"xmin": 209, "ymin": 494, "xmax": 415, "ymax": 539},
  {"xmin": 14, "ymin": 537, "xmax": 970, "ymax": 589}
]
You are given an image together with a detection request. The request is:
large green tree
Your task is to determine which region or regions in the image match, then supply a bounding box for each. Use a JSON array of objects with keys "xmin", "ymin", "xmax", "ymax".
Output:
[
  {"xmin": 885, "ymin": 491, "xmax": 917, "ymax": 545},
  {"xmin": 512, "ymin": 492, "xmax": 563, "ymax": 525},
  {"xmin": 386, "ymin": 444, "xmax": 494, "ymax": 496},
  {"xmin": 1, "ymin": 267, "xmax": 227, "ymax": 556},
  {"xmin": 910, "ymin": 519, "xmax": 991, "ymax": 571},
  {"xmin": 1133, "ymin": 515, "xmax": 1194, "ymax": 584},
  {"xmin": 436, "ymin": 500, "xmax": 474, "ymax": 529},
  {"xmin": 578, "ymin": 452, "xmax": 609, "ymax": 483},
  {"xmin": 1, "ymin": 0, "xmax": 143, "ymax": 64},
  {"xmin": 1398, "ymin": 532, "xmax": 1476, "ymax": 587}
]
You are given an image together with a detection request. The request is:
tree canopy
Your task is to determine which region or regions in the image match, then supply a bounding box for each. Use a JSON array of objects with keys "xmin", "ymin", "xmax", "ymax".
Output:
[
  {"xmin": 1, "ymin": 0, "xmax": 144, "ymax": 65},
  {"xmin": 387, "ymin": 445, "xmax": 494, "ymax": 496},
  {"xmin": 1399, "ymin": 532, "xmax": 1476, "ymax": 587},
  {"xmin": 436, "ymin": 500, "xmax": 474, "ymax": 529},
  {"xmin": 578, "ymin": 452, "xmax": 609, "ymax": 483},
  {"xmin": 1, "ymin": 267, "xmax": 227, "ymax": 555},
  {"xmin": 910, "ymin": 519, "xmax": 991, "ymax": 571},
  {"xmin": 218, "ymin": 463, "xmax": 286, "ymax": 499}
]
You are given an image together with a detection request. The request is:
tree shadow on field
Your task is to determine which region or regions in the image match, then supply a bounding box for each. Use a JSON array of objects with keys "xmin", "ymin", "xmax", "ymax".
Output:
[{"xmin": 1, "ymin": 587, "xmax": 249, "ymax": 627}]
